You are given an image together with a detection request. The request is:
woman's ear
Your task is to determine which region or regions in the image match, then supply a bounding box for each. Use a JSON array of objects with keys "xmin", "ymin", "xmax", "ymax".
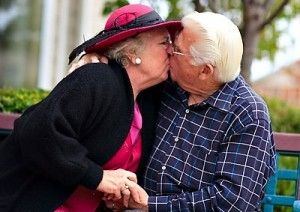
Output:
[
  {"xmin": 125, "ymin": 49, "xmax": 137, "ymax": 65},
  {"xmin": 127, "ymin": 53, "xmax": 142, "ymax": 65}
]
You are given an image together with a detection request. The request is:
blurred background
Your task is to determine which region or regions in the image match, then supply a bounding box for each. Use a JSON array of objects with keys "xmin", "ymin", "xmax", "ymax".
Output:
[
  {"xmin": 0, "ymin": 0, "xmax": 104, "ymax": 90},
  {"xmin": 0, "ymin": 0, "xmax": 299, "ymax": 106},
  {"xmin": 0, "ymin": 2, "xmax": 299, "ymax": 209}
]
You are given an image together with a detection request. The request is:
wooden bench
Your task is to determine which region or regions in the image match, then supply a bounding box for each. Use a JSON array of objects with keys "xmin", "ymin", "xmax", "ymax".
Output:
[
  {"xmin": 1, "ymin": 114, "xmax": 300, "ymax": 210},
  {"xmin": 0, "ymin": 113, "xmax": 20, "ymax": 142}
]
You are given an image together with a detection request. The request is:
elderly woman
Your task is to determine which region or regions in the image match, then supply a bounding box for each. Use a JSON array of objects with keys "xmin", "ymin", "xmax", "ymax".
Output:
[{"xmin": 0, "ymin": 4, "xmax": 181, "ymax": 212}]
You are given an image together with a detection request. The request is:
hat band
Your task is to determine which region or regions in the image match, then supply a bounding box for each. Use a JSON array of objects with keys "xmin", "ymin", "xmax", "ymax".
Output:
[
  {"xmin": 69, "ymin": 11, "xmax": 162, "ymax": 64},
  {"xmin": 108, "ymin": 10, "xmax": 163, "ymax": 32}
]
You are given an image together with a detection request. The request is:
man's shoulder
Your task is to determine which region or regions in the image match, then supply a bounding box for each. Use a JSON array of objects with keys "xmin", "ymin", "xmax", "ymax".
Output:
[{"xmin": 232, "ymin": 78, "xmax": 270, "ymax": 121}]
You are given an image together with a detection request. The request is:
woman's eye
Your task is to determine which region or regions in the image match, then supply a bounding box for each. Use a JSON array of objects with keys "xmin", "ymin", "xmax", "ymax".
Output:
[{"xmin": 160, "ymin": 39, "xmax": 171, "ymax": 46}]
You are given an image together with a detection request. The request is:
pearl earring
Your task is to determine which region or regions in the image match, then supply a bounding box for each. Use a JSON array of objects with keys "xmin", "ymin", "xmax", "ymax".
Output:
[{"xmin": 135, "ymin": 58, "xmax": 142, "ymax": 65}]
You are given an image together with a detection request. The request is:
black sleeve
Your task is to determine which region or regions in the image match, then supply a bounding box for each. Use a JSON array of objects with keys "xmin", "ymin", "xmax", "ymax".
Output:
[{"xmin": 14, "ymin": 63, "xmax": 110, "ymax": 189}]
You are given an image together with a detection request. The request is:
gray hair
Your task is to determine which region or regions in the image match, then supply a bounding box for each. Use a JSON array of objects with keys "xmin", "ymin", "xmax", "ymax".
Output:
[
  {"xmin": 104, "ymin": 35, "xmax": 144, "ymax": 67},
  {"xmin": 182, "ymin": 12, "xmax": 243, "ymax": 83}
]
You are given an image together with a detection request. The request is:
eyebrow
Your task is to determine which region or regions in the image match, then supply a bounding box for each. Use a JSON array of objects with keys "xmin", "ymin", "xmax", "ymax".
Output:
[
  {"xmin": 173, "ymin": 31, "xmax": 183, "ymax": 52},
  {"xmin": 174, "ymin": 30, "xmax": 181, "ymax": 38}
]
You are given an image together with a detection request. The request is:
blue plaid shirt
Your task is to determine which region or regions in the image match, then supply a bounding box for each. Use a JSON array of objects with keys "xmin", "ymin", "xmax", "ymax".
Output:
[{"xmin": 143, "ymin": 76, "xmax": 276, "ymax": 211}]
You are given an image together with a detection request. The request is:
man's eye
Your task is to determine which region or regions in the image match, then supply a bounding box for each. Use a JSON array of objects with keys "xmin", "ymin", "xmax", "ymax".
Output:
[{"xmin": 174, "ymin": 45, "xmax": 181, "ymax": 53}]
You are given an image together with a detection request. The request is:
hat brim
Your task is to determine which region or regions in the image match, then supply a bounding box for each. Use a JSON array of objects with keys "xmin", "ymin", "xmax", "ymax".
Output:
[{"xmin": 86, "ymin": 20, "xmax": 182, "ymax": 53}]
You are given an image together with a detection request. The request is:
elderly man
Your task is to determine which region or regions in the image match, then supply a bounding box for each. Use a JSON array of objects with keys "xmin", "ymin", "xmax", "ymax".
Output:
[
  {"xmin": 136, "ymin": 11, "xmax": 276, "ymax": 211},
  {"xmin": 72, "ymin": 11, "xmax": 276, "ymax": 212},
  {"xmin": 124, "ymin": 11, "xmax": 275, "ymax": 212}
]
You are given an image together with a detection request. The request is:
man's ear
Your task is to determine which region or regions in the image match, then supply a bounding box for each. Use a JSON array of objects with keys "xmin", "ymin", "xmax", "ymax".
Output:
[{"xmin": 198, "ymin": 64, "xmax": 214, "ymax": 80}]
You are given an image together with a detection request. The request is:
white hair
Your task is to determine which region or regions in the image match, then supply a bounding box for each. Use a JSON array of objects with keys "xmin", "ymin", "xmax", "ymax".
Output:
[{"xmin": 181, "ymin": 11, "xmax": 243, "ymax": 83}]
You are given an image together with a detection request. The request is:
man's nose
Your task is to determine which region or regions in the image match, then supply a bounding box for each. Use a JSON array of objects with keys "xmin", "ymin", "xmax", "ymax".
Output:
[{"xmin": 166, "ymin": 44, "xmax": 173, "ymax": 56}]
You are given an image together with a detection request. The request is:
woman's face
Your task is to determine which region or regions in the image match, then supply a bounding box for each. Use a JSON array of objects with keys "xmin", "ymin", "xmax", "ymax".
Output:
[{"xmin": 136, "ymin": 28, "xmax": 171, "ymax": 86}]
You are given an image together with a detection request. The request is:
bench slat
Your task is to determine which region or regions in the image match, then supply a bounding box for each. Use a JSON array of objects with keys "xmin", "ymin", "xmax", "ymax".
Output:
[{"xmin": 274, "ymin": 133, "xmax": 300, "ymax": 152}]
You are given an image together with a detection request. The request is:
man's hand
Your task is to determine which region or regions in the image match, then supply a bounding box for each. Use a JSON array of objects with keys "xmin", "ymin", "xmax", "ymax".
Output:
[
  {"xmin": 68, "ymin": 53, "xmax": 108, "ymax": 73},
  {"xmin": 127, "ymin": 183, "xmax": 149, "ymax": 211},
  {"xmin": 104, "ymin": 182, "xmax": 149, "ymax": 211}
]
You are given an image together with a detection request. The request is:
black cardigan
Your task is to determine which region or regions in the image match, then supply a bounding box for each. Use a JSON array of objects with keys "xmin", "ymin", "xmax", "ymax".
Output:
[{"xmin": 0, "ymin": 62, "xmax": 160, "ymax": 212}]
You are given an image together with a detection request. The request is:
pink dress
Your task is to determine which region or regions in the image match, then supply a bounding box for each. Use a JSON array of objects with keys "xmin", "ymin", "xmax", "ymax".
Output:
[{"xmin": 55, "ymin": 103, "xmax": 143, "ymax": 212}]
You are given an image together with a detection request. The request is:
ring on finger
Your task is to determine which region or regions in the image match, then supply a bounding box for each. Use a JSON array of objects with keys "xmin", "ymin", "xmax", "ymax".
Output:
[
  {"xmin": 112, "ymin": 203, "xmax": 115, "ymax": 209},
  {"xmin": 121, "ymin": 185, "xmax": 129, "ymax": 192}
]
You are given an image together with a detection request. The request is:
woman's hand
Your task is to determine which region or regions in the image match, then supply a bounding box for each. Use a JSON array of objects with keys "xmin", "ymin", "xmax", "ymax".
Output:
[
  {"xmin": 68, "ymin": 53, "xmax": 108, "ymax": 73},
  {"xmin": 96, "ymin": 169, "xmax": 137, "ymax": 201}
]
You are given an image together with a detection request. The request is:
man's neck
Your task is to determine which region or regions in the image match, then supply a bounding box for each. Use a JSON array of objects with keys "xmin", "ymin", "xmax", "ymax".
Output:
[{"xmin": 187, "ymin": 84, "xmax": 221, "ymax": 106}]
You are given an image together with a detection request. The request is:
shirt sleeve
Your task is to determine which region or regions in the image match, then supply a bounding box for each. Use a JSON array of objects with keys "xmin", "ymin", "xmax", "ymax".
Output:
[
  {"xmin": 148, "ymin": 118, "xmax": 275, "ymax": 211},
  {"xmin": 14, "ymin": 64, "xmax": 106, "ymax": 189}
]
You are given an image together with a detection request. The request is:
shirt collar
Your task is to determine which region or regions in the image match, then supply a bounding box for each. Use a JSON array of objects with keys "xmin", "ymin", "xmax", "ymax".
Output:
[
  {"xmin": 173, "ymin": 76, "xmax": 242, "ymax": 112},
  {"xmin": 204, "ymin": 77, "xmax": 240, "ymax": 112}
]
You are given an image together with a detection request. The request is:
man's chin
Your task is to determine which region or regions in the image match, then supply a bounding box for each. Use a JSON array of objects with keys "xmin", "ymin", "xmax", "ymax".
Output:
[{"xmin": 168, "ymin": 71, "xmax": 176, "ymax": 82}]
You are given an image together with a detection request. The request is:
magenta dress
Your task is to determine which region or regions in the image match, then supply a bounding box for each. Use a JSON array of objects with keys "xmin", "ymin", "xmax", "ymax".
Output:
[{"xmin": 55, "ymin": 103, "xmax": 143, "ymax": 212}]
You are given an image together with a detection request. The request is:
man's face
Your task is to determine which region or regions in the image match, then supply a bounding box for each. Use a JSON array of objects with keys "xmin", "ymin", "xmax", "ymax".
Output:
[{"xmin": 169, "ymin": 28, "xmax": 201, "ymax": 93}]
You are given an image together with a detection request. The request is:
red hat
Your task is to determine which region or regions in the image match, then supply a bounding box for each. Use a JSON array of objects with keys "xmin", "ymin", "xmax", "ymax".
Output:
[{"xmin": 69, "ymin": 4, "xmax": 182, "ymax": 64}]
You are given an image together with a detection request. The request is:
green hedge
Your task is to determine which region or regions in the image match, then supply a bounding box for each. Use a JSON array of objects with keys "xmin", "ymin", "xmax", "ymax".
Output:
[
  {"xmin": 265, "ymin": 96, "xmax": 300, "ymax": 133},
  {"xmin": 0, "ymin": 88, "xmax": 49, "ymax": 113}
]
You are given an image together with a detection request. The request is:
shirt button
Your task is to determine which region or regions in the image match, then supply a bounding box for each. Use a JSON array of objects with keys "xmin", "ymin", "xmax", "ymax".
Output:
[
  {"xmin": 185, "ymin": 109, "xmax": 190, "ymax": 114},
  {"xmin": 174, "ymin": 137, "xmax": 179, "ymax": 142},
  {"xmin": 162, "ymin": 166, "xmax": 166, "ymax": 170}
]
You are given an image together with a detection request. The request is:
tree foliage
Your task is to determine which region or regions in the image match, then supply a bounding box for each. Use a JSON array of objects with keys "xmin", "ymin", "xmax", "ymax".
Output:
[
  {"xmin": 103, "ymin": 0, "xmax": 129, "ymax": 14},
  {"xmin": 0, "ymin": 0, "xmax": 14, "ymax": 9},
  {"xmin": 103, "ymin": 0, "xmax": 300, "ymax": 83}
]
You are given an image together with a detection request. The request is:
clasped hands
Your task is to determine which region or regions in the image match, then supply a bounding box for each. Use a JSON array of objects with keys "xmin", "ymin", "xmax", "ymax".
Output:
[{"xmin": 97, "ymin": 169, "xmax": 148, "ymax": 211}]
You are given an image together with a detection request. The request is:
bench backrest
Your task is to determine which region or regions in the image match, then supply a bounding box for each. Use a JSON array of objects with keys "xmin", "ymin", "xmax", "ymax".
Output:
[
  {"xmin": 0, "ymin": 113, "xmax": 20, "ymax": 141},
  {"xmin": 262, "ymin": 132, "xmax": 300, "ymax": 212}
]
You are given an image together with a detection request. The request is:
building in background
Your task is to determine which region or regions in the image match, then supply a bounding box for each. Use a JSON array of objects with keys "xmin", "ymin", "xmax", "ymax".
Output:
[
  {"xmin": 0, "ymin": 0, "xmax": 104, "ymax": 90},
  {"xmin": 253, "ymin": 60, "xmax": 300, "ymax": 107}
]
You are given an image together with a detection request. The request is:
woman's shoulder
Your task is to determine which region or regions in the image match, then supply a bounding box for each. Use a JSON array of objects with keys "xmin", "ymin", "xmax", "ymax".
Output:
[
  {"xmin": 66, "ymin": 63, "xmax": 120, "ymax": 86},
  {"xmin": 48, "ymin": 63, "xmax": 118, "ymax": 97}
]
